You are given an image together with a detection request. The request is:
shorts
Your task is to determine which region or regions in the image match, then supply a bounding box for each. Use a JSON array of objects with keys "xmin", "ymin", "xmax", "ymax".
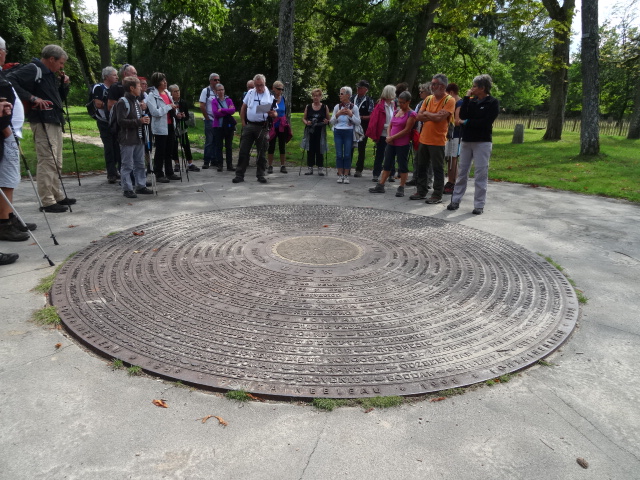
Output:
[
  {"xmin": 0, "ymin": 137, "xmax": 21, "ymax": 189},
  {"xmin": 445, "ymin": 137, "xmax": 461, "ymax": 158}
]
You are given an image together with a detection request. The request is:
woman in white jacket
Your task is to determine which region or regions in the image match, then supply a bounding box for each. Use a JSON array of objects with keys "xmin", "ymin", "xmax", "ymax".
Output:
[{"xmin": 147, "ymin": 72, "xmax": 180, "ymax": 183}]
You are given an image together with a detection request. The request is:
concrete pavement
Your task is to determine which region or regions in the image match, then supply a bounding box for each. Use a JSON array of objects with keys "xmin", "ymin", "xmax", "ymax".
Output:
[{"xmin": 1, "ymin": 167, "xmax": 639, "ymax": 479}]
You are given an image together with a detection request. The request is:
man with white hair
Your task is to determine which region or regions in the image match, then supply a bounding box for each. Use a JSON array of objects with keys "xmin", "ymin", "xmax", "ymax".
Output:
[
  {"xmin": 6, "ymin": 44, "xmax": 74, "ymax": 213},
  {"xmin": 232, "ymin": 74, "xmax": 276, "ymax": 184},
  {"xmin": 199, "ymin": 73, "xmax": 221, "ymax": 169}
]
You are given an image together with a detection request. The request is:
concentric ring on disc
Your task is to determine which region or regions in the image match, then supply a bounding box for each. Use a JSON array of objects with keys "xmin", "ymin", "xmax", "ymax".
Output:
[{"xmin": 51, "ymin": 206, "xmax": 579, "ymax": 398}]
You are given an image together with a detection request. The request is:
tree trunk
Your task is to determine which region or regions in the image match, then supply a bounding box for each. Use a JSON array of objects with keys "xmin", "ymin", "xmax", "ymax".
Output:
[
  {"xmin": 580, "ymin": 0, "xmax": 599, "ymax": 155},
  {"xmin": 61, "ymin": 0, "xmax": 95, "ymax": 88},
  {"xmin": 628, "ymin": 80, "xmax": 640, "ymax": 139},
  {"xmin": 50, "ymin": 0, "xmax": 64, "ymax": 40},
  {"xmin": 128, "ymin": 1, "xmax": 137, "ymax": 64},
  {"xmin": 96, "ymin": 0, "xmax": 111, "ymax": 67},
  {"xmin": 541, "ymin": 0, "xmax": 575, "ymax": 141},
  {"xmin": 402, "ymin": 0, "xmax": 440, "ymax": 90},
  {"xmin": 383, "ymin": 32, "xmax": 400, "ymax": 85},
  {"xmin": 278, "ymin": 0, "xmax": 295, "ymax": 120}
]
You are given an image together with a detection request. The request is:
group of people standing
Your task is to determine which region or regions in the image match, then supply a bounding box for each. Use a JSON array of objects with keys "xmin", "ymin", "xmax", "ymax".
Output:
[
  {"xmin": 300, "ymin": 73, "xmax": 499, "ymax": 214},
  {"xmin": 0, "ymin": 40, "xmax": 498, "ymax": 265}
]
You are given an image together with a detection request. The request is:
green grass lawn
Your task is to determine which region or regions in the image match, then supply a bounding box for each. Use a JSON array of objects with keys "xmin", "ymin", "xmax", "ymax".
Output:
[{"xmin": 18, "ymin": 107, "xmax": 640, "ymax": 203}]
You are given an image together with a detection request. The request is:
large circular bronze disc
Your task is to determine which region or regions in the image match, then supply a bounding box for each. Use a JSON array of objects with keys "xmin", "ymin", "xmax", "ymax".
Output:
[{"xmin": 51, "ymin": 206, "xmax": 579, "ymax": 398}]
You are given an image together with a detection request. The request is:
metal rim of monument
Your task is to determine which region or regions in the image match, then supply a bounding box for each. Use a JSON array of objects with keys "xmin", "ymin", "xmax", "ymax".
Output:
[{"xmin": 51, "ymin": 206, "xmax": 579, "ymax": 399}]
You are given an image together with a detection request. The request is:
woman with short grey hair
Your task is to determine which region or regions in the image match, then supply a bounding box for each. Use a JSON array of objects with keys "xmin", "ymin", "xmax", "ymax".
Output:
[
  {"xmin": 330, "ymin": 86, "xmax": 361, "ymax": 184},
  {"xmin": 447, "ymin": 74, "xmax": 499, "ymax": 215}
]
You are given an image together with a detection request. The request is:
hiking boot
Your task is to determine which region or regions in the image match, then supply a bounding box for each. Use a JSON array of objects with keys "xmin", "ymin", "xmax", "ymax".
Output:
[
  {"xmin": 227, "ymin": 166, "xmax": 236, "ymax": 172},
  {"xmin": 443, "ymin": 182, "xmax": 454, "ymax": 194},
  {"xmin": 157, "ymin": 177, "xmax": 170, "ymax": 183},
  {"xmin": 0, "ymin": 252, "xmax": 19, "ymax": 265},
  {"xmin": 167, "ymin": 174, "xmax": 181, "ymax": 180},
  {"xmin": 447, "ymin": 202, "xmax": 460, "ymax": 211},
  {"xmin": 257, "ymin": 176, "xmax": 268, "ymax": 184},
  {"xmin": 305, "ymin": 167, "xmax": 313, "ymax": 175},
  {"xmin": 267, "ymin": 165, "xmax": 274, "ymax": 174},
  {"xmin": 318, "ymin": 169, "xmax": 325, "ymax": 176},
  {"xmin": 40, "ymin": 203, "xmax": 68, "ymax": 213},
  {"xmin": 280, "ymin": 165, "xmax": 288, "ymax": 174},
  {"xmin": 337, "ymin": 175, "xmax": 344, "ymax": 184},
  {"xmin": 409, "ymin": 192, "xmax": 426, "ymax": 200},
  {"xmin": 188, "ymin": 164, "xmax": 200, "ymax": 172},
  {"xmin": 425, "ymin": 196, "xmax": 442, "ymax": 204},
  {"xmin": 395, "ymin": 186, "xmax": 405, "ymax": 197},
  {"xmin": 372, "ymin": 177, "xmax": 379, "ymax": 183},
  {"xmin": 9, "ymin": 213, "xmax": 36, "ymax": 232},
  {"xmin": 343, "ymin": 175, "xmax": 350, "ymax": 184},
  {"xmin": 354, "ymin": 171, "xmax": 362, "ymax": 178},
  {"xmin": 388, "ymin": 177, "xmax": 395, "ymax": 183},
  {"xmin": 472, "ymin": 208, "xmax": 484, "ymax": 215},
  {"xmin": 57, "ymin": 197, "xmax": 76, "ymax": 205},
  {"xmin": 369, "ymin": 183, "xmax": 385, "ymax": 194},
  {"xmin": 173, "ymin": 164, "xmax": 180, "ymax": 172},
  {"xmin": 135, "ymin": 187, "xmax": 153, "ymax": 194},
  {"xmin": 0, "ymin": 223, "xmax": 30, "ymax": 241},
  {"xmin": 107, "ymin": 176, "xmax": 117, "ymax": 184},
  {"xmin": 406, "ymin": 179, "xmax": 416, "ymax": 186},
  {"xmin": 232, "ymin": 176, "xmax": 244, "ymax": 183},
  {"xmin": 202, "ymin": 164, "xmax": 210, "ymax": 169},
  {"xmin": 123, "ymin": 190, "xmax": 137, "ymax": 199}
]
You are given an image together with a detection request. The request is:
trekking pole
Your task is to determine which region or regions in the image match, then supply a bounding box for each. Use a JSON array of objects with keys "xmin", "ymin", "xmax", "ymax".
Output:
[
  {"xmin": 177, "ymin": 119, "xmax": 189, "ymax": 182},
  {"xmin": 0, "ymin": 189, "xmax": 54, "ymax": 267},
  {"xmin": 299, "ymin": 149, "xmax": 305, "ymax": 176},
  {"xmin": 63, "ymin": 98, "xmax": 81, "ymax": 186},
  {"xmin": 143, "ymin": 121, "xmax": 157, "ymax": 195},
  {"xmin": 10, "ymin": 125, "xmax": 59, "ymax": 245},
  {"xmin": 38, "ymin": 112, "xmax": 72, "ymax": 213}
]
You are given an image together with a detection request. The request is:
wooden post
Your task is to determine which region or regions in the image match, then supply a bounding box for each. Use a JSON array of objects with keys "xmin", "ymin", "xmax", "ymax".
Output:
[{"xmin": 512, "ymin": 124, "xmax": 525, "ymax": 144}]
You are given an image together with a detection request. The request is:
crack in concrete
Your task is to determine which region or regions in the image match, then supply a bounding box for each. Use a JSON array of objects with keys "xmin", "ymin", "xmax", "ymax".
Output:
[{"xmin": 298, "ymin": 415, "xmax": 328, "ymax": 480}]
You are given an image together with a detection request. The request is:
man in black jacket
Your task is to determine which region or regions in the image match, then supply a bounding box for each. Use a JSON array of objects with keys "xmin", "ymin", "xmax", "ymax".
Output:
[
  {"xmin": 350, "ymin": 80, "xmax": 374, "ymax": 177},
  {"xmin": 6, "ymin": 45, "xmax": 74, "ymax": 213}
]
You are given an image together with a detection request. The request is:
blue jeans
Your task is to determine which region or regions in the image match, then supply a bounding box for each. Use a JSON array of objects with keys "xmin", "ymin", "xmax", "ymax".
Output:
[
  {"xmin": 334, "ymin": 128, "xmax": 353, "ymax": 170},
  {"xmin": 203, "ymin": 119, "xmax": 217, "ymax": 166}
]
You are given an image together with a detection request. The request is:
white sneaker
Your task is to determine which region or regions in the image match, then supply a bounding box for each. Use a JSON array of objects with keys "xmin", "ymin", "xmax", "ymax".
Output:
[
  {"xmin": 337, "ymin": 175, "xmax": 343, "ymax": 184},
  {"xmin": 343, "ymin": 175, "xmax": 350, "ymax": 184}
]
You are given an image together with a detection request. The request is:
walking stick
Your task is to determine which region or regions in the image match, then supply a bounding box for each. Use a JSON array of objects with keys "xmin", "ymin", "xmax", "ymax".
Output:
[
  {"xmin": 0, "ymin": 189, "xmax": 54, "ymax": 266},
  {"xmin": 38, "ymin": 112, "xmax": 72, "ymax": 212},
  {"xmin": 63, "ymin": 98, "xmax": 81, "ymax": 186},
  {"xmin": 176, "ymin": 118, "xmax": 189, "ymax": 182},
  {"xmin": 10, "ymin": 125, "xmax": 59, "ymax": 245},
  {"xmin": 143, "ymin": 120, "xmax": 157, "ymax": 195}
]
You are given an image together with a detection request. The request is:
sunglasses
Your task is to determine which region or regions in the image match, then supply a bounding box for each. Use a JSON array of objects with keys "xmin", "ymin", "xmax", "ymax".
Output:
[{"xmin": 275, "ymin": 87, "xmax": 284, "ymax": 91}]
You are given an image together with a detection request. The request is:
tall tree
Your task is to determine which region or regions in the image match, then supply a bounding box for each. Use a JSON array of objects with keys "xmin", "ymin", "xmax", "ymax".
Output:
[
  {"xmin": 61, "ymin": 0, "xmax": 95, "ymax": 87},
  {"xmin": 580, "ymin": 0, "xmax": 598, "ymax": 154},
  {"xmin": 96, "ymin": 0, "xmax": 111, "ymax": 66},
  {"xmin": 541, "ymin": 0, "xmax": 575, "ymax": 140},
  {"xmin": 278, "ymin": 0, "xmax": 295, "ymax": 119}
]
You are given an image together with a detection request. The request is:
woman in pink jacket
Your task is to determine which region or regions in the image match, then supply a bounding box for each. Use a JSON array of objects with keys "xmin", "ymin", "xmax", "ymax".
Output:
[{"xmin": 211, "ymin": 83, "xmax": 237, "ymax": 172}]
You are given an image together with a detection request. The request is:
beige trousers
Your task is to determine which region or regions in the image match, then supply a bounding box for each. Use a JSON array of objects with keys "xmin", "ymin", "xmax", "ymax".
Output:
[{"xmin": 31, "ymin": 122, "xmax": 64, "ymax": 207}]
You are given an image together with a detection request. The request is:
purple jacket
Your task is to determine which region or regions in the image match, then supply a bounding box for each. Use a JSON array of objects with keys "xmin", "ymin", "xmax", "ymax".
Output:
[{"xmin": 211, "ymin": 96, "xmax": 236, "ymax": 127}]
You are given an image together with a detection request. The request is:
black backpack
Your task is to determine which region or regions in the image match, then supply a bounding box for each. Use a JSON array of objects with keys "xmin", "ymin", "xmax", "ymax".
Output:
[{"xmin": 109, "ymin": 97, "xmax": 130, "ymax": 135}]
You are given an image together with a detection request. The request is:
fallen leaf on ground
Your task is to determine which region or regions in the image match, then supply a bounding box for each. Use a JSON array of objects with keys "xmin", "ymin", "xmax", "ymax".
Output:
[
  {"xmin": 246, "ymin": 393, "xmax": 264, "ymax": 402},
  {"xmin": 198, "ymin": 415, "xmax": 214, "ymax": 424},
  {"xmin": 213, "ymin": 416, "xmax": 228, "ymax": 426},
  {"xmin": 323, "ymin": 225, "xmax": 329, "ymax": 228},
  {"xmin": 67, "ymin": 225, "xmax": 77, "ymax": 228},
  {"xmin": 430, "ymin": 397, "xmax": 446, "ymax": 402},
  {"xmin": 54, "ymin": 343, "xmax": 62, "ymax": 349},
  {"xmin": 152, "ymin": 399, "xmax": 168, "ymax": 408},
  {"xmin": 132, "ymin": 231, "xmax": 145, "ymax": 236},
  {"xmin": 576, "ymin": 458, "xmax": 589, "ymax": 469},
  {"xmin": 364, "ymin": 408, "xmax": 374, "ymax": 413}
]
